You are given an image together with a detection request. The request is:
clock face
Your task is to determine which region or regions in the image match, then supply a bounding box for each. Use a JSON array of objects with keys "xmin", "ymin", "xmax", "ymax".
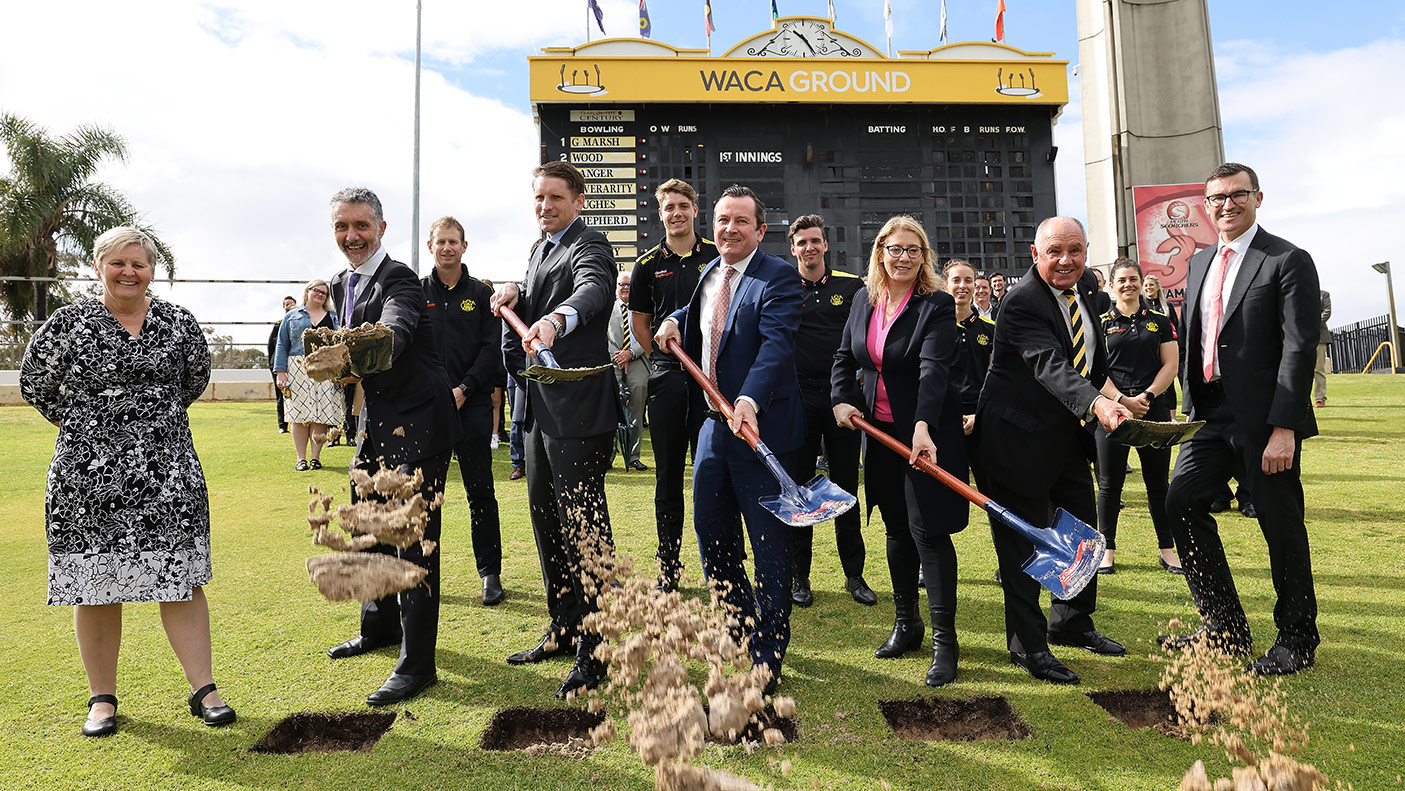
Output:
[{"xmin": 746, "ymin": 19, "xmax": 864, "ymax": 58}]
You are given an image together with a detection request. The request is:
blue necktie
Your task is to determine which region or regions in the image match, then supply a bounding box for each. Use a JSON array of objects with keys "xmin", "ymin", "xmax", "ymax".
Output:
[{"xmin": 344, "ymin": 272, "xmax": 361, "ymax": 328}]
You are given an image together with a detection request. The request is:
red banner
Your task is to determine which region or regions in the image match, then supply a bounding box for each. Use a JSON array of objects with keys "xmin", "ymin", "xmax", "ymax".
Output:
[{"xmin": 1131, "ymin": 183, "xmax": 1217, "ymax": 308}]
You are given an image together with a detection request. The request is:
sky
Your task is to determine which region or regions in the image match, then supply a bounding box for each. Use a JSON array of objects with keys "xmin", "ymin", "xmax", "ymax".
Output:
[{"xmin": 2, "ymin": 0, "xmax": 1403, "ymax": 346}]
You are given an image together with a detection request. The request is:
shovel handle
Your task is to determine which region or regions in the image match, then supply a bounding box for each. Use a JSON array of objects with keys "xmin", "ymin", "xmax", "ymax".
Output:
[
  {"xmin": 498, "ymin": 304, "xmax": 561, "ymax": 369},
  {"xmin": 663, "ymin": 337, "xmax": 762, "ymax": 451},
  {"xmin": 851, "ymin": 416, "xmax": 991, "ymax": 509}
]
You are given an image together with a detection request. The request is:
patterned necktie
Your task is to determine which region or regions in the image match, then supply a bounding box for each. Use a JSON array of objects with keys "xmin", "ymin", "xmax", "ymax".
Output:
[
  {"xmin": 1201, "ymin": 245, "xmax": 1233, "ymax": 383},
  {"xmin": 344, "ymin": 271, "xmax": 361, "ymax": 328},
  {"xmin": 707, "ymin": 265, "xmax": 735, "ymax": 386},
  {"xmin": 1062, "ymin": 288, "xmax": 1091, "ymax": 378},
  {"xmin": 620, "ymin": 302, "xmax": 632, "ymax": 351}
]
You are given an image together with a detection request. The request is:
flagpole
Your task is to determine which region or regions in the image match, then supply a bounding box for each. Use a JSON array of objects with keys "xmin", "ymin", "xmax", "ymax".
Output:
[{"xmin": 586, "ymin": 2, "xmax": 590, "ymax": 42}]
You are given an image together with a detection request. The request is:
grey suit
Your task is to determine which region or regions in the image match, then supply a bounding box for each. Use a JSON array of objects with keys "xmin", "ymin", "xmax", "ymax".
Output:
[
  {"xmin": 1313, "ymin": 290, "xmax": 1331, "ymax": 403},
  {"xmin": 606, "ymin": 298, "xmax": 649, "ymax": 464}
]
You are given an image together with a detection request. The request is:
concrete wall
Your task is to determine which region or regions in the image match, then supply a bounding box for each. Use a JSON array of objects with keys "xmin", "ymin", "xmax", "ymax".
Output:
[{"xmin": 0, "ymin": 371, "xmax": 274, "ymax": 407}]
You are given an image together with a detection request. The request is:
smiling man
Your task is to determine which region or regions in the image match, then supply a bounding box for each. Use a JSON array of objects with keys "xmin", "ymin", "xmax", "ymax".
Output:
[
  {"xmin": 975, "ymin": 215, "xmax": 1132, "ymax": 686},
  {"xmin": 1160, "ymin": 163, "xmax": 1322, "ymax": 676},
  {"xmin": 324, "ymin": 187, "xmax": 461, "ymax": 707}
]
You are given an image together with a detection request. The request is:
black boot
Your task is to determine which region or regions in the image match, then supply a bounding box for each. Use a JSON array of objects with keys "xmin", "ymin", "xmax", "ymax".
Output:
[
  {"xmin": 875, "ymin": 594, "xmax": 924, "ymax": 659},
  {"xmin": 925, "ymin": 612, "xmax": 958, "ymax": 687}
]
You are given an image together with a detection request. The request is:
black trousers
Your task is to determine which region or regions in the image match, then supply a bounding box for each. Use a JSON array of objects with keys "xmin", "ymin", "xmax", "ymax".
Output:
[
  {"xmin": 356, "ymin": 446, "xmax": 453, "ymax": 677},
  {"xmin": 1094, "ymin": 399, "xmax": 1174, "ymax": 550},
  {"xmin": 791, "ymin": 398, "xmax": 865, "ymax": 581},
  {"xmin": 982, "ymin": 440, "xmax": 1100, "ymax": 655},
  {"xmin": 271, "ymin": 370, "xmax": 286, "ymax": 429},
  {"xmin": 451, "ymin": 408, "xmax": 502, "ymax": 578},
  {"xmin": 866, "ymin": 420, "xmax": 956, "ymax": 617},
  {"xmin": 646, "ymin": 366, "xmax": 695, "ymax": 579},
  {"xmin": 1165, "ymin": 391, "xmax": 1318, "ymax": 652},
  {"xmin": 524, "ymin": 426, "xmax": 615, "ymax": 639}
]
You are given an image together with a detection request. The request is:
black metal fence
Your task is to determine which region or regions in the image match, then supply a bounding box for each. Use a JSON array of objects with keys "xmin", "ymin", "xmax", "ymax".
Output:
[{"xmin": 1329, "ymin": 314, "xmax": 1403, "ymax": 373}]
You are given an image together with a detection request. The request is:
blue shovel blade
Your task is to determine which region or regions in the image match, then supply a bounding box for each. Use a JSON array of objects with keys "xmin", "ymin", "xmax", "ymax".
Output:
[
  {"xmin": 759, "ymin": 475, "xmax": 858, "ymax": 528},
  {"xmin": 1019, "ymin": 508, "xmax": 1107, "ymax": 600}
]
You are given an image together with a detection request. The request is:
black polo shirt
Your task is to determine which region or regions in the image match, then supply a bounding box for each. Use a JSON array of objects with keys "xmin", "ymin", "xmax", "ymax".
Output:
[
  {"xmin": 954, "ymin": 312, "xmax": 996, "ymax": 411},
  {"xmin": 629, "ymin": 236, "xmax": 717, "ymax": 361},
  {"xmin": 1101, "ymin": 305, "xmax": 1177, "ymax": 395},
  {"xmin": 795, "ymin": 266, "xmax": 864, "ymax": 407},
  {"xmin": 421, "ymin": 265, "xmax": 503, "ymax": 408}
]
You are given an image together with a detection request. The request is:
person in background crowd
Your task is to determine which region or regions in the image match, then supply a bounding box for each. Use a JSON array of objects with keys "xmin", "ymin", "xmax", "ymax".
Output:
[
  {"xmin": 1142, "ymin": 273, "xmax": 1183, "ymax": 411},
  {"xmin": 1314, "ymin": 289, "xmax": 1331, "ymax": 408},
  {"xmin": 1091, "ymin": 266, "xmax": 1113, "ymax": 314},
  {"xmin": 273, "ymin": 280, "xmax": 342, "ymax": 471},
  {"xmin": 269, "ymin": 295, "xmax": 296, "ymax": 433},
  {"xmin": 629, "ymin": 178, "xmax": 717, "ymax": 590},
  {"xmin": 832, "ymin": 216, "xmax": 969, "ymax": 687},
  {"xmin": 944, "ymin": 260, "xmax": 995, "ymax": 448},
  {"xmin": 1094, "ymin": 259, "xmax": 1182, "ymax": 575},
  {"xmin": 973, "ymin": 274, "xmax": 995, "ymax": 319},
  {"xmin": 787, "ymin": 213, "xmax": 872, "ymax": 608},
  {"xmin": 481, "ymin": 278, "xmax": 509, "ymax": 447},
  {"xmin": 608, "ymin": 270, "xmax": 649, "ymax": 471},
  {"xmin": 21, "ymin": 225, "xmax": 235, "ymax": 737},
  {"xmin": 421, "ymin": 215, "xmax": 505, "ymax": 607},
  {"xmin": 989, "ymin": 271, "xmax": 1007, "ymax": 302},
  {"xmin": 1161, "ymin": 163, "xmax": 1322, "ymax": 676}
]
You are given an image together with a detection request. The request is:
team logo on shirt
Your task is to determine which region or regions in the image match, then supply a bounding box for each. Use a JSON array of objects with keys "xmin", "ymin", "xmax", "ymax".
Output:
[
  {"xmin": 830, "ymin": 294, "xmax": 845, "ymax": 306},
  {"xmin": 460, "ymin": 298, "xmax": 476, "ymax": 312},
  {"xmin": 1145, "ymin": 321, "xmax": 1158, "ymax": 333},
  {"xmin": 977, "ymin": 333, "xmax": 991, "ymax": 346},
  {"xmin": 699, "ymin": 262, "xmax": 707, "ymax": 273}
]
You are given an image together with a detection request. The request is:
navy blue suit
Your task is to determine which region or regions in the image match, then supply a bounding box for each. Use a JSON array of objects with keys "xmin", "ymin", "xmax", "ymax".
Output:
[{"xmin": 670, "ymin": 249, "xmax": 804, "ymax": 671}]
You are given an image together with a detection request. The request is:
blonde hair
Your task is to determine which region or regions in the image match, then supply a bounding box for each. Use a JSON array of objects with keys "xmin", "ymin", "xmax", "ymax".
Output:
[
  {"xmin": 93, "ymin": 226, "xmax": 159, "ymax": 268},
  {"xmin": 302, "ymin": 278, "xmax": 337, "ymax": 314},
  {"xmin": 865, "ymin": 215, "xmax": 938, "ymax": 305}
]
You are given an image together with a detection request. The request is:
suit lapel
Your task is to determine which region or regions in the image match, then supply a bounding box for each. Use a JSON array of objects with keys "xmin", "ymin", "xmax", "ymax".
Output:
[
  {"xmin": 853, "ymin": 298, "xmax": 876, "ymax": 370},
  {"xmin": 1223, "ymin": 234, "xmax": 1268, "ymax": 323},
  {"xmin": 1184, "ymin": 246, "xmax": 1215, "ymax": 329}
]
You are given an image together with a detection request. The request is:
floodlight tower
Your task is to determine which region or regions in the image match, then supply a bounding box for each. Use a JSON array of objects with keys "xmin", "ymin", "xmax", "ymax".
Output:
[{"xmin": 1373, "ymin": 261, "xmax": 1399, "ymax": 370}]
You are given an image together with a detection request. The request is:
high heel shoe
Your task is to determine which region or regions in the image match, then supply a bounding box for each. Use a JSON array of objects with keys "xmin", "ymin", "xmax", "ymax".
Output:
[
  {"xmin": 82, "ymin": 694, "xmax": 118, "ymax": 738},
  {"xmin": 1159, "ymin": 556, "xmax": 1185, "ymax": 575},
  {"xmin": 188, "ymin": 683, "xmax": 236, "ymax": 726}
]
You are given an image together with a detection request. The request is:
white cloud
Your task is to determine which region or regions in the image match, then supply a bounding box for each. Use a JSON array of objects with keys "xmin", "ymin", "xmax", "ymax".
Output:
[{"xmin": 1053, "ymin": 68, "xmax": 1087, "ymax": 227}]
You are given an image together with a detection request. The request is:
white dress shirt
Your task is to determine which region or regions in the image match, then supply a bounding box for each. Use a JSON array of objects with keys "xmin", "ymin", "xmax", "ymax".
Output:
[
  {"xmin": 1199, "ymin": 222, "xmax": 1259, "ymax": 379},
  {"xmin": 343, "ymin": 245, "xmax": 388, "ymax": 319},
  {"xmin": 666, "ymin": 246, "xmax": 760, "ymax": 411},
  {"xmin": 1045, "ymin": 279, "xmax": 1102, "ymax": 417}
]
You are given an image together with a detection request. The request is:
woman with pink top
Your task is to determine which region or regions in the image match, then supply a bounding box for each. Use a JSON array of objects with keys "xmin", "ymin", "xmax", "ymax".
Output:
[{"xmin": 831, "ymin": 216, "xmax": 969, "ymax": 687}]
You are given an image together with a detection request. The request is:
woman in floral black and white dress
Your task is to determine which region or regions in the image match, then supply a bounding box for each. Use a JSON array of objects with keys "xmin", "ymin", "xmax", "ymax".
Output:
[{"xmin": 20, "ymin": 226, "xmax": 235, "ymax": 737}]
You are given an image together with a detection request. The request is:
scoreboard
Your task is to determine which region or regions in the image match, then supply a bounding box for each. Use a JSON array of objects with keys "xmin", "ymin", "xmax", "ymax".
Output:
[{"xmin": 530, "ymin": 18, "xmax": 1068, "ymax": 279}]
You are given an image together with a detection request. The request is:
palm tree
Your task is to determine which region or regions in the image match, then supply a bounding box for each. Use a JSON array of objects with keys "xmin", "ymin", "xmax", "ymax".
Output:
[{"xmin": 0, "ymin": 112, "xmax": 174, "ymax": 322}]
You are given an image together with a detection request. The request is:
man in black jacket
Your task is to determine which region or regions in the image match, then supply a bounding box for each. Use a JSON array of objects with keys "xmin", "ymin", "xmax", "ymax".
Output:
[
  {"xmin": 269, "ymin": 295, "xmax": 295, "ymax": 433},
  {"xmin": 323, "ymin": 187, "xmax": 461, "ymax": 706},
  {"xmin": 491, "ymin": 162, "xmax": 617, "ymax": 699},
  {"xmin": 976, "ymin": 216, "xmax": 1132, "ymax": 685},
  {"xmin": 421, "ymin": 216, "xmax": 505, "ymax": 606}
]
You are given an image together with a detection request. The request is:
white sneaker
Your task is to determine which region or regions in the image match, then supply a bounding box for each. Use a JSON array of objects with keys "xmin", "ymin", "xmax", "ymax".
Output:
[{"xmin": 489, "ymin": 435, "xmax": 500, "ymax": 450}]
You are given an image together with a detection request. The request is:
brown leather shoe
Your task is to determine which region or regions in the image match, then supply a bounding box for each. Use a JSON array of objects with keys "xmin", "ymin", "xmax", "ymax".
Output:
[{"xmin": 509, "ymin": 467, "xmax": 525, "ymax": 480}]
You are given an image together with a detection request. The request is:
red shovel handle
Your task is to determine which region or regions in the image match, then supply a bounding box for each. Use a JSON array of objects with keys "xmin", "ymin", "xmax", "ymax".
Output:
[
  {"xmin": 664, "ymin": 337, "xmax": 762, "ymax": 451},
  {"xmin": 850, "ymin": 415, "xmax": 991, "ymax": 509}
]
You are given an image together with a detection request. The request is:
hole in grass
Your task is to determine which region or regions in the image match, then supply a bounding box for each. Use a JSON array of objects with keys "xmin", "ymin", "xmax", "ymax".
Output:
[
  {"xmin": 250, "ymin": 711, "xmax": 396, "ymax": 754},
  {"xmin": 878, "ymin": 695, "xmax": 1031, "ymax": 742},
  {"xmin": 1087, "ymin": 688, "xmax": 1193, "ymax": 738},
  {"xmin": 480, "ymin": 706, "xmax": 604, "ymax": 757},
  {"xmin": 701, "ymin": 704, "xmax": 799, "ymax": 745}
]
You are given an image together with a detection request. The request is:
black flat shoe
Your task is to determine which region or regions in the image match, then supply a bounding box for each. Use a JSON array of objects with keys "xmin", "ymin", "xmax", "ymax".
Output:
[
  {"xmin": 188, "ymin": 683, "xmax": 236, "ymax": 726},
  {"xmin": 507, "ymin": 627, "xmax": 576, "ymax": 665},
  {"xmin": 295, "ymin": 459, "xmax": 309, "ymax": 471},
  {"xmin": 1159, "ymin": 556, "xmax": 1185, "ymax": 575},
  {"xmin": 82, "ymin": 694, "xmax": 118, "ymax": 738},
  {"xmin": 1010, "ymin": 650, "xmax": 1079, "ymax": 684},
  {"xmin": 1247, "ymin": 642, "xmax": 1314, "ymax": 676},
  {"xmin": 482, "ymin": 573, "xmax": 504, "ymax": 606},
  {"xmin": 846, "ymin": 576, "xmax": 878, "ymax": 606},
  {"xmin": 309, "ymin": 458, "xmax": 322, "ymax": 470},
  {"xmin": 367, "ymin": 673, "xmax": 438, "ymax": 706},
  {"xmin": 1156, "ymin": 627, "xmax": 1252, "ymax": 658},
  {"xmin": 791, "ymin": 578, "xmax": 814, "ymax": 608},
  {"xmin": 1048, "ymin": 628, "xmax": 1127, "ymax": 657},
  {"xmin": 327, "ymin": 634, "xmax": 401, "ymax": 659},
  {"xmin": 556, "ymin": 656, "xmax": 602, "ymax": 700},
  {"xmin": 1096, "ymin": 564, "xmax": 1115, "ymax": 575}
]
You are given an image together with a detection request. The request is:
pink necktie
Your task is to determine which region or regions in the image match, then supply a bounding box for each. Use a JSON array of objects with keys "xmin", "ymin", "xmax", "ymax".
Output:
[
  {"xmin": 707, "ymin": 265, "xmax": 735, "ymax": 386},
  {"xmin": 1201, "ymin": 245, "xmax": 1232, "ymax": 383}
]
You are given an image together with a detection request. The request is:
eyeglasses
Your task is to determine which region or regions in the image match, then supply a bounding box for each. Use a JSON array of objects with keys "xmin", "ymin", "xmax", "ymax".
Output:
[
  {"xmin": 884, "ymin": 245, "xmax": 925, "ymax": 259},
  {"xmin": 309, "ymin": 289, "xmax": 329, "ymax": 297},
  {"xmin": 1204, "ymin": 189, "xmax": 1257, "ymax": 208}
]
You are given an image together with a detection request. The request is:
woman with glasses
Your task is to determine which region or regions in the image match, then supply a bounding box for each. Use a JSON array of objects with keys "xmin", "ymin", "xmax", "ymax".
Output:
[
  {"xmin": 831, "ymin": 216, "xmax": 969, "ymax": 687},
  {"xmin": 273, "ymin": 280, "xmax": 342, "ymax": 470}
]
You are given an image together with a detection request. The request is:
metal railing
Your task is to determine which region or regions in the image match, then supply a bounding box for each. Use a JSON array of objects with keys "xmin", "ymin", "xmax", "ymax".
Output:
[{"xmin": 1329, "ymin": 315, "xmax": 1404, "ymax": 373}]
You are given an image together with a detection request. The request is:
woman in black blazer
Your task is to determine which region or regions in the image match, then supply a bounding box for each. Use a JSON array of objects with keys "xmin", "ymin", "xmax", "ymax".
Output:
[{"xmin": 832, "ymin": 216, "xmax": 969, "ymax": 687}]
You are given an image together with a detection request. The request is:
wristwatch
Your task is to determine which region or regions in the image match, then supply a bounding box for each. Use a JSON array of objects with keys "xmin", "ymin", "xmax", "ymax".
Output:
[{"xmin": 546, "ymin": 315, "xmax": 566, "ymax": 335}]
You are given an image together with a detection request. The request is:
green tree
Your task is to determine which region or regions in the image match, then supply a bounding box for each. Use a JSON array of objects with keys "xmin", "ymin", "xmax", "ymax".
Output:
[{"xmin": 0, "ymin": 112, "xmax": 174, "ymax": 322}]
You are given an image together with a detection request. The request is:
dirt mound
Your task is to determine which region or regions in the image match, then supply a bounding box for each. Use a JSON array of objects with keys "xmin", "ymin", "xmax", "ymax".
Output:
[{"xmin": 879, "ymin": 695, "xmax": 1030, "ymax": 742}]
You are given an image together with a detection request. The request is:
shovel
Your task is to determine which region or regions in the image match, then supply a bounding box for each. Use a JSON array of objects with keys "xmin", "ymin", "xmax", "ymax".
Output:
[
  {"xmin": 664, "ymin": 337, "xmax": 856, "ymax": 527},
  {"xmin": 851, "ymin": 416, "xmax": 1104, "ymax": 600},
  {"xmin": 497, "ymin": 305, "xmax": 615, "ymax": 384}
]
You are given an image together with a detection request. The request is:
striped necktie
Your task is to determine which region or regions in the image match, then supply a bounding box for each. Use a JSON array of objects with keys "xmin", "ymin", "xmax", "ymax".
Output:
[
  {"xmin": 1062, "ymin": 288, "xmax": 1091, "ymax": 378},
  {"xmin": 619, "ymin": 302, "xmax": 632, "ymax": 350}
]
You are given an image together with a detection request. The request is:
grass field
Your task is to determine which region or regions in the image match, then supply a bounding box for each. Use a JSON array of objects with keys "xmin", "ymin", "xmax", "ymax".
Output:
[{"xmin": 0, "ymin": 374, "xmax": 1402, "ymax": 790}]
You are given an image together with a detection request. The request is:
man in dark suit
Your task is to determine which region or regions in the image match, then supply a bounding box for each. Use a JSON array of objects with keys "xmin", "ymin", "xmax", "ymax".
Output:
[
  {"xmin": 269, "ymin": 296, "xmax": 295, "ymax": 433},
  {"xmin": 1161, "ymin": 163, "xmax": 1321, "ymax": 675},
  {"xmin": 490, "ymin": 161, "xmax": 617, "ymax": 699},
  {"xmin": 421, "ymin": 215, "xmax": 505, "ymax": 607},
  {"xmin": 323, "ymin": 187, "xmax": 461, "ymax": 706},
  {"xmin": 976, "ymin": 216, "xmax": 1132, "ymax": 685},
  {"xmin": 654, "ymin": 184, "xmax": 806, "ymax": 695}
]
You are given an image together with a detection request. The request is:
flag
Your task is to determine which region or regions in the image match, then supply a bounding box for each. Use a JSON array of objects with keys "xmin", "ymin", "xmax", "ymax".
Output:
[
  {"xmin": 639, "ymin": 0, "xmax": 651, "ymax": 38},
  {"xmin": 705, "ymin": 2, "xmax": 715, "ymax": 36},
  {"xmin": 995, "ymin": 0, "xmax": 1006, "ymax": 43},
  {"xmin": 772, "ymin": 0, "xmax": 779, "ymax": 21},
  {"xmin": 828, "ymin": 0, "xmax": 836, "ymax": 22},
  {"xmin": 884, "ymin": 0, "xmax": 893, "ymax": 53},
  {"xmin": 940, "ymin": 0, "xmax": 948, "ymax": 45},
  {"xmin": 588, "ymin": 0, "xmax": 605, "ymax": 35}
]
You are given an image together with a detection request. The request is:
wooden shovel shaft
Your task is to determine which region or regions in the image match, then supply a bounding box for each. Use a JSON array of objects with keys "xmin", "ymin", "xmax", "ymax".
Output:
[
  {"xmin": 663, "ymin": 337, "xmax": 762, "ymax": 451},
  {"xmin": 497, "ymin": 304, "xmax": 547, "ymax": 356},
  {"xmin": 851, "ymin": 416, "xmax": 992, "ymax": 509}
]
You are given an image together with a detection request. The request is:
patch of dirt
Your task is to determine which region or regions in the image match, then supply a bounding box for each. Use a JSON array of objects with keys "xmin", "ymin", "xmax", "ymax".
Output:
[
  {"xmin": 1087, "ymin": 688, "xmax": 1189, "ymax": 737},
  {"xmin": 702, "ymin": 704, "xmax": 798, "ymax": 746},
  {"xmin": 879, "ymin": 695, "xmax": 1031, "ymax": 742},
  {"xmin": 481, "ymin": 706, "xmax": 605, "ymax": 757},
  {"xmin": 250, "ymin": 711, "xmax": 395, "ymax": 754}
]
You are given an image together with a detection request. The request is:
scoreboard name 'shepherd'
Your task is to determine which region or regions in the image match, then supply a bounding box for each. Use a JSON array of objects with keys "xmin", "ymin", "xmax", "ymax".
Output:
[{"xmin": 699, "ymin": 69, "xmax": 912, "ymax": 95}]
